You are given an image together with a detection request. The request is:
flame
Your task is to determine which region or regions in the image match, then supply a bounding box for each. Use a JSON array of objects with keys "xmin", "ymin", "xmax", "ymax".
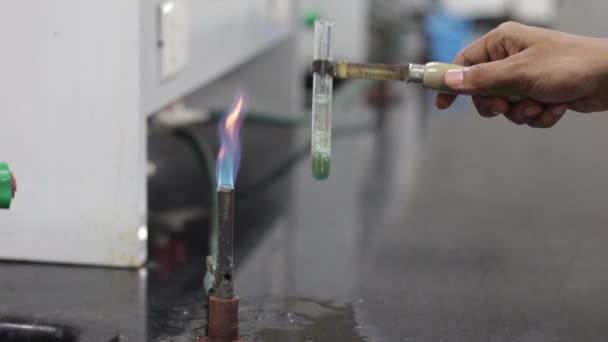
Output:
[
  {"xmin": 216, "ymin": 94, "xmax": 246, "ymax": 188},
  {"xmin": 218, "ymin": 146, "xmax": 225, "ymax": 160},
  {"xmin": 225, "ymin": 97, "xmax": 243, "ymax": 137}
]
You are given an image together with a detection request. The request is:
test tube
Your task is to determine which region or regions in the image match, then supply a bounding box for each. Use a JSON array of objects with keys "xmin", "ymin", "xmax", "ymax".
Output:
[{"xmin": 311, "ymin": 19, "xmax": 334, "ymax": 180}]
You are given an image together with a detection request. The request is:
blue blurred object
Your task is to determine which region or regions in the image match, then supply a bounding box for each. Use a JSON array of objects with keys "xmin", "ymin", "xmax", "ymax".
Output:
[{"xmin": 424, "ymin": 10, "xmax": 474, "ymax": 62}]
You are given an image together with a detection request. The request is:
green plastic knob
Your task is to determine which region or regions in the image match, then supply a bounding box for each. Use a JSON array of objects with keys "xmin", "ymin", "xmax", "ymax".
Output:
[
  {"xmin": 0, "ymin": 162, "xmax": 15, "ymax": 209},
  {"xmin": 303, "ymin": 10, "xmax": 321, "ymax": 29}
]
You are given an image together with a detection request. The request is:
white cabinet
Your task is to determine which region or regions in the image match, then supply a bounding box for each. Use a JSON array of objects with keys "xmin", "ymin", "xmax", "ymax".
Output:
[{"xmin": 0, "ymin": 0, "xmax": 294, "ymax": 267}]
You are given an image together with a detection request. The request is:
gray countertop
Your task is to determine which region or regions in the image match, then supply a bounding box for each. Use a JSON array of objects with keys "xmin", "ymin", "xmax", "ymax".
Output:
[{"xmin": 3, "ymin": 82, "xmax": 608, "ymax": 342}]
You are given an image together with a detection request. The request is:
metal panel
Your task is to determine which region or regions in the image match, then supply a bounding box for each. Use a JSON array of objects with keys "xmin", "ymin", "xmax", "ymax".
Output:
[{"xmin": 141, "ymin": 0, "xmax": 292, "ymax": 116}]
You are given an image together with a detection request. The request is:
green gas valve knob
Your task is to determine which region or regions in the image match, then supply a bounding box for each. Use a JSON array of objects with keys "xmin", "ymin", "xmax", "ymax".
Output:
[{"xmin": 0, "ymin": 162, "xmax": 16, "ymax": 209}]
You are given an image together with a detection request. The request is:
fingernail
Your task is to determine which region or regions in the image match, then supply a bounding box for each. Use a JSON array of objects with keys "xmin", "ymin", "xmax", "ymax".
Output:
[
  {"xmin": 525, "ymin": 106, "xmax": 542, "ymax": 118},
  {"xmin": 490, "ymin": 110, "xmax": 503, "ymax": 117},
  {"xmin": 445, "ymin": 70, "xmax": 464, "ymax": 87},
  {"xmin": 553, "ymin": 105, "xmax": 567, "ymax": 116}
]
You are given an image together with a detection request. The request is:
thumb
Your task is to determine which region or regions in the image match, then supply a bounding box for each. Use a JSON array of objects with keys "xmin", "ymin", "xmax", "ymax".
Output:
[{"xmin": 444, "ymin": 60, "xmax": 519, "ymax": 95}]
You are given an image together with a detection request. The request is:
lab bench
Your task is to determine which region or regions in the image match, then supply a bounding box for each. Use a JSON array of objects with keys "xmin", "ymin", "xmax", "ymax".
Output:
[{"xmin": 3, "ymin": 86, "xmax": 608, "ymax": 342}]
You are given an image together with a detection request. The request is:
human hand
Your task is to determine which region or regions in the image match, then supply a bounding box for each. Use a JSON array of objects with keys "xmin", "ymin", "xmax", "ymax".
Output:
[{"xmin": 436, "ymin": 22, "xmax": 608, "ymax": 128}]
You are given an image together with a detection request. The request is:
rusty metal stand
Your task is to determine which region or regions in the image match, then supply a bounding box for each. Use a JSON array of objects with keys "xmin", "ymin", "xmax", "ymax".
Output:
[
  {"xmin": 195, "ymin": 296, "xmax": 250, "ymax": 342},
  {"xmin": 196, "ymin": 188, "xmax": 251, "ymax": 342}
]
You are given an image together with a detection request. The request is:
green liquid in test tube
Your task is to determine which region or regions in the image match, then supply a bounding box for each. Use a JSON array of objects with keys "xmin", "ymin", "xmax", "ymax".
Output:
[{"xmin": 311, "ymin": 19, "xmax": 334, "ymax": 180}]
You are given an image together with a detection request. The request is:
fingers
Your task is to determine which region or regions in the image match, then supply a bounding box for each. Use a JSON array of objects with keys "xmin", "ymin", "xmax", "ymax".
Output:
[
  {"xmin": 503, "ymin": 99, "xmax": 543, "ymax": 125},
  {"xmin": 452, "ymin": 23, "xmax": 517, "ymax": 66},
  {"xmin": 435, "ymin": 59, "xmax": 518, "ymax": 110},
  {"xmin": 436, "ymin": 93, "xmax": 457, "ymax": 109},
  {"xmin": 472, "ymin": 96, "xmax": 509, "ymax": 118},
  {"xmin": 567, "ymin": 98, "xmax": 605, "ymax": 113},
  {"xmin": 435, "ymin": 29, "xmax": 501, "ymax": 110},
  {"xmin": 452, "ymin": 21, "xmax": 528, "ymax": 67},
  {"xmin": 471, "ymin": 97, "xmax": 567, "ymax": 128},
  {"xmin": 453, "ymin": 35, "xmax": 492, "ymax": 66},
  {"xmin": 527, "ymin": 104, "xmax": 567, "ymax": 128},
  {"xmin": 444, "ymin": 58, "xmax": 525, "ymax": 96},
  {"xmin": 435, "ymin": 22, "xmax": 533, "ymax": 110}
]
